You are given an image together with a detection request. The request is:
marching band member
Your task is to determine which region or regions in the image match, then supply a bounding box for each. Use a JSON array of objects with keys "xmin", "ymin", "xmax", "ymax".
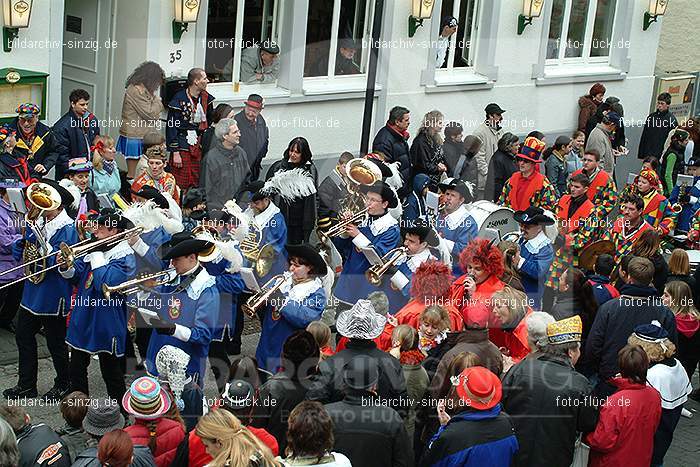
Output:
[
  {"xmin": 571, "ymin": 149, "xmax": 618, "ymax": 221},
  {"xmin": 59, "ymin": 209, "xmax": 136, "ymax": 403},
  {"xmin": 435, "ymin": 178, "xmax": 477, "ymax": 276},
  {"xmin": 498, "ymin": 137, "xmax": 556, "ymax": 212},
  {"xmin": 332, "ymin": 180, "xmax": 401, "ymax": 314},
  {"xmin": 4, "ymin": 181, "xmax": 78, "ymax": 400},
  {"xmin": 255, "ymin": 244, "xmax": 327, "ymax": 372},
  {"xmin": 633, "ymin": 168, "xmax": 676, "ymax": 237},
  {"xmin": 669, "ymin": 157, "xmax": 700, "ymax": 234},
  {"xmin": 391, "ymin": 220, "xmax": 441, "ymax": 298},
  {"xmin": 512, "ymin": 207, "xmax": 555, "ymax": 310},
  {"xmin": 602, "ymin": 193, "xmax": 654, "ymax": 262},
  {"xmin": 145, "ymin": 233, "xmax": 219, "ymax": 385},
  {"xmin": 450, "ymin": 238, "xmax": 505, "ymax": 315},
  {"xmin": 545, "ymin": 173, "xmax": 596, "ymax": 293}
]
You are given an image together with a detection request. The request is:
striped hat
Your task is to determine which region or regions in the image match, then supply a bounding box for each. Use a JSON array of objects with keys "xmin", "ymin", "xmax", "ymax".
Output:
[
  {"xmin": 516, "ymin": 137, "xmax": 545, "ymax": 163},
  {"xmin": 122, "ymin": 376, "xmax": 171, "ymax": 420}
]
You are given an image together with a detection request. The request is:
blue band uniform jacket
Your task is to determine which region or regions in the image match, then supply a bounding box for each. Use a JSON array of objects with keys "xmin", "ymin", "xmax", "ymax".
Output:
[
  {"xmin": 517, "ymin": 232, "xmax": 554, "ymax": 310},
  {"xmin": 436, "ymin": 205, "xmax": 478, "ymax": 277},
  {"xmin": 256, "ymin": 273, "xmax": 326, "ymax": 372},
  {"xmin": 383, "ymin": 248, "xmax": 436, "ymax": 313},
  {"xmin": 202, "ymin": 250, "xmax": 246, "ymax": 342},
  {"xmin": 13, "ymin": 210, "xmax": 79, "ymax": 316},
  {"xmin": 61, "ymin": 240, "xmax": 135, "ymax": 356},
  {"xmin": 130, "ymin": 226, "xmax": 172, "ymax": 273},
  {"xmin": 243, "ymin": 202, "xmax": 288, "ymax": 283}
]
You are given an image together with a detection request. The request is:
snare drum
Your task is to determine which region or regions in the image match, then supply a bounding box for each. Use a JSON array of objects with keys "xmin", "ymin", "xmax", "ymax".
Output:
[{"xmin": 466, "ymin": 201, "xmax": 519, "ymax": 241}]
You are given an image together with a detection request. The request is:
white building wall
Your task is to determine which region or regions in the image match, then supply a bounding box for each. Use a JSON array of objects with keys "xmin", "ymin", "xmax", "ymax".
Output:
[{"xmin": 656, "ymin": 0, "xmax": 700, "ymax": 74}]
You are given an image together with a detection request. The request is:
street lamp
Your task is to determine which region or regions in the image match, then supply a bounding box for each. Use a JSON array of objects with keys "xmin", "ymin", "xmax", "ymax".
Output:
[
  {"xmin": 173, "ymin": 0, "xmax": 201, "ymax": 44},
  {"xmin": 643, "ymin": 0, "xmax": 669, "ymax": 31},
  {"xmin": 517, "ymin": 0, "xmax": 545, "ymax": 35},
  {"xmin": 409, "ymin": 0, "xmax": 435, "ymax": 38},
  {"xmin": 2, "ymin": 0, "xmax": 33, "ymax": 53}
]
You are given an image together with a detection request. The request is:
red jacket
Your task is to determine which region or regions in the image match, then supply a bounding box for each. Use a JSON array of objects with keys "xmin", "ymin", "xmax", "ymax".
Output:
[
  {"xmin": 337, "ymin": 322, "xmax": 395, "ymax": 353},
  {"xmin": 586, "ymin": 378, "xmax": 662, "ymax": 467},
  {"xmin": 125, "ymin": 418, "xmax": 185, "ymax": 467},
  {"xmin": 187, "ymin": 425, "xmax": 279, "ymax": 466},
  {"xmin": 489, "ymin": 309, "xmax": 532, "ymax": 363}
]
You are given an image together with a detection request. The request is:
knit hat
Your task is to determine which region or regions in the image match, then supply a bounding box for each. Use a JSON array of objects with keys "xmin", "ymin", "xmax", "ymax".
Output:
[
  {"xmin": 635, "ymin": 168, "xmax": 659, "ymax": 188},
  {"xmin": 632, "ymin": 320, "xmax": 669, "ymax": 342},
  {"xmin": 336, "ymin": 299, "xmax": 387, "ymax": 340},
  {"xmin": 155, "ymin": 345, "xmax": 190, "ymax": 412},
  {"xmin": 16, "ymin": 103, "xmax": 40, "ymax": 118},
  {"xmin": 451, "ymin": 366, "xmax": 502, "ymax": 410},
  {"xmin": 83, "ymin": 399, "xmax": 124, "ymax": 436},
  {"xmin": 516, "ymin": 137, "xmax": 545, "ymax": 163},
  {"xmin": 0, "ymin": 124, "xmax": 15, "ymax": 142},
  {"xmin": 546, "ymin": 315, "xmax": 582, "ymax": 345},
  {"xmin": 122, "ymin": 376, "xmax": 172, "ymax": 420}
]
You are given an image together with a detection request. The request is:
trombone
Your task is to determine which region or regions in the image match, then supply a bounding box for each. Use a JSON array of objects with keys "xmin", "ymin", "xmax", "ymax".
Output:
[
  {"xmin": 317, "ymin": 208, "xmax": 368, "ymax": 244},
  {"xmin": 365, "ymin": 247, "xmax": 409, "ymax": 286},
  {"xmin": 241, "ymin": 273, "xmax": 289, "ymax": 318},
  {"xmin": 102, "ymin": 268, "xmax": 175, "ymax": 298}
]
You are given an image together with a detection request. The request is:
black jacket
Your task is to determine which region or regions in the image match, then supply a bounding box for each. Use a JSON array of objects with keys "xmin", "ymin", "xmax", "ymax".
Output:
[
  {"xmin": 15, "ymin": 423, "xmax": 71, "ymax": 467},
  {"xmin": 52, "ymin": 110, "xmax": 100, "ymax": 179},
  {"xmin": 9, "ymin": 120, "xmax": 59, "ymax": 174},
  {"xmin": 235, "ymin": 110, "xmax": 269, "ymax": 181},
  {"xmin": 410, "ymin": 131, "xmax": 445, "ymax": 186},
  {"xmin": 501, "ymin": 354, "xmax": 598, "ymax": 467},
  {"xmin": 71, "ymin": 445, "xmax": 155, "ymax": 467},
  {"xmin": 484, "ymin": 149, "xmax": 518, "ymax": 202},
  {"xmin": 584, "ymin": 283, "xmax": 678, "ymax": 382},
  {"xmin": 638, "ymin": 109, "xmax": 678, "ymax": 159},
  {"xmin": 325, "ymin": 392, "xmax": 413, "ymax": 467},
  {"xmin": 307, "ymin": 339, "xmax": 408, "ymax": 416},
  {"xmin": 372, "ymin": 125, "xmax": 411, "ymax": 198},
  {"xmin": 650, "ymin": 253, "xmax": 669, "ymax": 293},
  {"xmin": 317, "ymin": 169, "xmax": 349, "ymax": 219},
  {"xmin": 443, "ymin": 139, "xmax": 478, "ymax": 187}
]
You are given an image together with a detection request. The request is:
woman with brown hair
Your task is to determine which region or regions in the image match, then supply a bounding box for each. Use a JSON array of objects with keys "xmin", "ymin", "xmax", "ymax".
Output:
[
  {"xmin": 279, "ymin": 401, "xmax": 351, "ymax": 466},
  {"xmin": 410, "ymin": 110, "xmax": 447, "ymax": 185},
  {"xmin": 662, "ymin": 280, "xmax": 700, "ymax": 382},
  {"xmin": 497, "ymin": 240, "xmax": 524, "ymax": 292},
  {"xmin": 488, "ymin": 286, "xmax": 533, "ymax": 364},
  {"xmin": 98, "ymin": 430, "xmax": 134, "ymax": 467},
  {"xmin": 630, "ymin": 229, "xmax": 668, "ymax": 292},
  {"xmin": 666, "ymin": 248, "xmax": 699, "ymax": 304},
  {"xmin": 195, "ymin": 409, "xmax": 279, "ymax": 467}
]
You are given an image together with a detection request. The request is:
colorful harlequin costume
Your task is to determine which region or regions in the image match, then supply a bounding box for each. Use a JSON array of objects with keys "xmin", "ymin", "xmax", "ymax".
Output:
[
  {"xmin": 602, "ymin": 216, "xmax": 654, "ymax": 262},
  {"xmin": 635, "ymin": 169, "xmax": 676, "ymax": 236},
  {"xmin": 131, "ymin": 145, "xmax": 181, "ymax": 205},
  {"xmin": 571, "ymin": 166, "xmax": 617, "ymax": 220},
  {"xmin": 498, "ymin": 137, "xmax": 557, "ymax": 212}
]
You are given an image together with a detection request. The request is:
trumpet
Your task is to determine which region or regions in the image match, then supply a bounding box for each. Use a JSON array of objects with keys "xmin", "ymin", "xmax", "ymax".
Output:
[
  {"xmin": 365, "ymin": 247, "xmax": 409, "ymax": 286},
  {"xmin": 317, "ymin": 208, "xmax": 368, "ymax": 244},
  {"xmin": 241, "ymin": 273, "xmax": 289, "ymax": 318},
  {"xmin": 102, "ymin": 268, "xmax": 175, "ymax": 298}
]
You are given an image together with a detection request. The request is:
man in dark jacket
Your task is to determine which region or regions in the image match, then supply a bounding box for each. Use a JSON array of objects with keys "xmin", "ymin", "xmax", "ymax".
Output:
[
  {"xmin": 584, "ymin": 256, "xmax": 678, "ymax": 397},
  {"xmin": 484, "ymin": 132, "xmax": 519, "ymax": 202},
  {"xmin": 372, "ymin": 106, "xmax": 411, "ymax": 198},
  {"xmin": 234, "ymin": 94, "xmax": 269, "ymax": 181},
  {"xmin": 307, "ymin": 299, "xmax": 408, "ymax": 415},
  {"xmin": 317, "ymin": 151, "xmax": 353, "ymax": 220},
  {"xmin": 501, "ymin": 316, "xmax": 598, "ymax": 467},
  {"xmin": 9, "ymin": 104, "xmax": 59, "ymax": 177},
  {"xmin": 0, "ymin": 405, "xmax": 71, "ymax": 467},
  {"xmin": 638, "ymin": 92, "xmax": 678, "ymax": 159},
  {"xmin": 52, "ymin": 89, "xmax": 100, "ymax": 180},
  {"xmin": 325, "ymin": 355, "xmax": 412, "ymax": 467}
]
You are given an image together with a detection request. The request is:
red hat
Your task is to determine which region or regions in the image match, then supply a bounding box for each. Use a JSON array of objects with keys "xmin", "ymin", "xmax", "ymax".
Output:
[
  {"xmin": 410, "ymin": 260, "xmax": 453, "ymax": 302},
  {"xmin": 516, "ymin": 137, "xmax": 545, "ymax": 163},
  {"xmin": 635, "ymin": 168, "xmax": 659, "ymax": 188},
  {"xmin": 452, "ymin": 366, "xmax": 502, "ymax": 410},
  {"xmin": 244, "ymin": 94, "xmax": 264, "ymax": 109}
]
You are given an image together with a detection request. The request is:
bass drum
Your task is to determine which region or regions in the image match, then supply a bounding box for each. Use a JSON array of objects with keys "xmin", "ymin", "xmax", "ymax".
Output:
[
  {"xmin": 687, "ymin": 250, "xmax": 700, "ymax": 274},
  {"xmin": 465, "ymin": 201, "xmax": 519, "ymax": 241}
]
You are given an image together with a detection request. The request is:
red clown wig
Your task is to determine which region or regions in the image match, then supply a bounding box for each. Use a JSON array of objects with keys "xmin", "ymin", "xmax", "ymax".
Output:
[
  {"xmin": 410, "ymin": 260, "xmax": 453, "ymax": 302},
  {"xmin": 458, "ymin": 238, "xmax": 505, "ymax": 279}
]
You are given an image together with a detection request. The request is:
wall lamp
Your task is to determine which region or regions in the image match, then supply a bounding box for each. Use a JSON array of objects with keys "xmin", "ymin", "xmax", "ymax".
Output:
[
  {"xmin": 409, "ymin": 0, "xmax": 435, "ymax": 38},
  {"xmin": 517, "ymin": 0, "xmax": 544, "ymax": 35},
  {"xmin": 2, "ymin": 0, "xmax": 33, "ymax": 53},
  {"xmin": 644, "ymin": 0, "xmax": 669, "ymax": 31},
  {"xmin": 173, "ymin": 0, "xmax": 201, "ymax": 44}
]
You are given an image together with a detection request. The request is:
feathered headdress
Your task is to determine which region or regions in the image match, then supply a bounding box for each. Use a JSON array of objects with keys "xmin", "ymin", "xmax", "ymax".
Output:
[
  {"xmin": 262, "ymin": 168, "xmax": 316, "ymax": 202},
  {"xmin": 410, "ymin": 260, "xmax": 453, "ymax": 302}
]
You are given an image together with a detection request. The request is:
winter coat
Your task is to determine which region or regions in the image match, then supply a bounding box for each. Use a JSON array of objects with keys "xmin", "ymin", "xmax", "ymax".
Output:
[
  {"xmin": 544, "ymin": 150, "xmax": 569, "ymax": 197},
  {"xmin": 586, "ymin": 378, "xmax": 662, "ymax": 467},
  {"xmin": 404, "ymin": 173, "xmax": 430, "ymax": 222},
  {"xmin": 254, "ymin": 371, "xmax": 317, "ymax": 454},
  {"xmin": 325, "ymin": 392, "xmax": 413, "ymax": 467},
  {"xmin": 307, "ymin": 339, "xmax": 409, "ymax": 417},
  {"xmin": 401, "ymin": 360, "xmax": 429, "ymax": 441},
  {"xmin": 472, "ymin": 122, "xmax": 502, "ymax": 192},
  {"xmin": 266, "ymin": 159, "xmax": 318, "ymax": 245},
  {"xmin": 124, "ymin": 418, "xmax": 185, "ymax": 467},
  {"xmin": 443, "ymin": 139, "xmax": 477, "ymax": 185},
  {"xmin": 410, "ymin": 130, "xmax": 445, "ymax": 186},
  {"xmin": 419, "ymin": 405, "xmax": 518, "ymax": 467},
  {"xmin": 317, "ymin": 168, "xmax": 349, "ymax": 219},
  {"xmin": 71, "ymin": 445, "xmax": 155, "ymax": 467},
  {"xmin": 8, "ymin": 119, "xmax": 59, "ymax": 174},
  {"xmin": 56, "ymin": 426, "xmax": 91, "ymax": 464},
  {"xmin": 587, "ymin": 274, "xmax": 619, "ymax": 308},
  {"xmin": 586, "ymin": 124, "xmax": 614, "ymax": 175},
  {"xmin": 638, "ymin": 109, "xmax": 678, "ymax": 159},
  {"xmin": 234, "ymin": 109, "xmax": 269, "ymax": 181},
  {"xmin": 584, "ymin": 283, "xmax": 678, "ymax": 387},
  {"xmin": 203, "ymin": 140, "xmax": 250, "ymax": 214},
  {"xmin": 676, "ymin": 313, "xmax": 700, "ymax": 379},
  {"xmin": 15, "ymin": 423, "xmax": 71, "ymax": 467},
  {"xmin": 649, "ymin": 252, "xmax": 669, "ymax": 294},
  {"xmin": 566, "ymin": 147, "xmax": 584, "ymax": 175},
  {"xmin": 372, "ymin": 125, "xmax": 411, "ymax": 198},
  {"xmin": 501, "ymin": 354, "xmax": 599, "ymax": 467},
  {"xmin": 119, "ymin": 84, "xmax": 163, "ymax": 139},
  {"xmin": 484, "ymin": 149, "xmax": 517, "ymax": 202},
  {"xmin": 578, "ymin": 95, "xmax": 598, "ymax": 133},
  {"xmin": 52, "ymin": 110, "xmax": 100, "ymax": 179},
  {"xmin": 0, "ymin": 198, "xmax": 23, "ymax": 283}
]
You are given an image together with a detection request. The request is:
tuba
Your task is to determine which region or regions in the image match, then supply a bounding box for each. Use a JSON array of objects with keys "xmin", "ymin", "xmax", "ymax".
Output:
[
  {"xmin": 24, "ymin": 182, "xmax": 62, "ymax": 284},
  {"xmin": 239, "ymin": 220, "xmax": 275, "ymax": 278},
  {"xmin": 365, "ymin": 247, "xmax": 409, "ymax": 286},
  {"xmin": 337, "ymin": 158, "xmax": 382, "ymax": 215},
  {"xmin": 102, "ymin": 268, "xmax": 176, "ymax": 298},
  {"xmin": 241, "ymin": 273, "xmax": 289, "ymax": 318},
  {"xmin": 192, "ymin": 224, "xmax": 221, "ymax": 262}
]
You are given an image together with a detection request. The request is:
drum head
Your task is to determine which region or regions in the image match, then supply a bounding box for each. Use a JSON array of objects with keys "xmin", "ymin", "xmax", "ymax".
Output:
[
  {"xmin": 578, "ymin": 240, "xmax": 615, "ymax": 272},
  {"xmin": 466, "ymin": 201, "xmax": 519, "ymax": 241}
]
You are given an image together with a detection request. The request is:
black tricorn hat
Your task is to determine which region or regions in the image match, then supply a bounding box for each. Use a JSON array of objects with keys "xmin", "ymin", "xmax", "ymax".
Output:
[
  {"xmin": 39, "ymin": 178, "xmax": 76, "ymax": 208},
  {"xmin": 286, "ymin": 243, "xmax": 329, "ymax": 276},
  {"xmin": 513, "ymin": 206, "xmax": 555, "ymax": 226},
  {"xmin": 131, "ymin": 185, "xmax": 169, "ymax": 209},
  {"xmin": 161, "ymin": 237, "xmax": 213, "ymax": 261},
  {"xmin": 358, "ymin": 180, "xmax": 398, "ymax": 209},
  {"xmin": 401, "ymin": 220, "xmax": 440, "ymax": 247},
  {"xmin": 96, "ymin": 208, "xmax": 135, "ymax": 231}
]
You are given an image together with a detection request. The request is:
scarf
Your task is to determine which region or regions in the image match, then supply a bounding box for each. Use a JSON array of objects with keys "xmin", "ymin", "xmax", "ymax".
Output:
[
  {"xmin": 103, "ymin": 160, "xmax": 115, "ymax": 175},
  {"xmin": 419, "ymin": 330, "xmax": 447, "ymax": 353},
  {"xmin": 387, "ymin": 122, "xmax": 409, "ymax": 140},
  {"xmin": 400, "ymin": 349, "xmax": 425, "ymax": 365},
  {"xmin": 567, "ymin": 193, "xmax": 587, "ymax": 219}
]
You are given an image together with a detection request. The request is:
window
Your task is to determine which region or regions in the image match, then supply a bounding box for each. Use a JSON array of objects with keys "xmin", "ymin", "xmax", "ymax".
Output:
[
  {"xmin": 439, "ymin": 0, "xmax": 481, "ymax": 69},
  {"xmin": 204, "ymin": 0, "xmax": 282, "ymax": 83},
  {"xmin": 546, "ymin": 0, "xmax": 617, "ymax": 63},
  {"xmin": 304, "ymin": 0, "xmax": 374, "ymax": 78}
]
